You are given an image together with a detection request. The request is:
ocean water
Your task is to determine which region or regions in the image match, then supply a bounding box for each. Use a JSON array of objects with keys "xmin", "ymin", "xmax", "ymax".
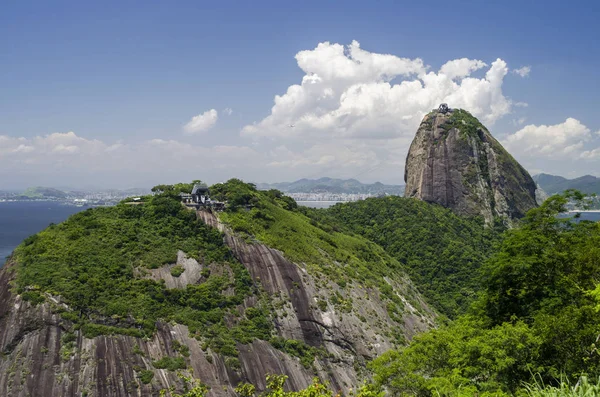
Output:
[
  {"xmin": 567, "ymin": 211, "xmax": 600, "ymax": 222},
  {"xmin": 0, "ymin": 202, "xmax": 86, "ymax": 265}
]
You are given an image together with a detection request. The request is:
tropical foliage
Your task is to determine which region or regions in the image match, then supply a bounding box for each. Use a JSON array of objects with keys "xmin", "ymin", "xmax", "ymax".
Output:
[
  {"xmin": 12, "ymin": 176, "xmax": 600, "ymax": 397},
  {"xmin": 369, "ymin": 191, "xmax": 600, "ymax": 396},
  {"xmin": 14, "ymin": 187, "xmax": 271, "ymax": 356},
  {"xmin": 303, "ymin": 196, "xmax": 502, "ymax": 317},
  {"xmin": 214, "ymin": 179, "xmax": 427, "ymax": 323}
]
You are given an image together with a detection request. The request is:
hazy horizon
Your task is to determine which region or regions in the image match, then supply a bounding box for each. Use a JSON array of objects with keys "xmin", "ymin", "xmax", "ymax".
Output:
[{"xmin": 2, "ymin": 171, "xmax": 598, "ymax": 193}]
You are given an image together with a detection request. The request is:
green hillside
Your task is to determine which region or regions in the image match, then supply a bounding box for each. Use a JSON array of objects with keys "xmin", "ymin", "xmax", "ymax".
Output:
[
  {"xmin": 300, "ymin": 197, "xmax": 503, "ymax": 318},
  {"xmin": 14, "ymin": 187, "xmax": 270, "ymax": 356},
  {"xmin": 11, "ymin": 179, "xmax": 600, "ymax": 396},
  {"xmin": 212, "ymin": 179, "xmax": 426, "ymax": 315},
  {"xmin": 11, "ymin": 179, "xmax": 427, "ymax": 358}
]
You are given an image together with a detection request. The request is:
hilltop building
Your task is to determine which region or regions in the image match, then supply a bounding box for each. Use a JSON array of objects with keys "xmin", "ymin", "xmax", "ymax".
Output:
[{"xmin": 181, "ymin": 183, "xmax": 225, "ymax": 210}]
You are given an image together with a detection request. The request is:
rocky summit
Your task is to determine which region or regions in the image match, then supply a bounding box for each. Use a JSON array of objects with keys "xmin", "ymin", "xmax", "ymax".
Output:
[{"xmin": 404, "ymin": 106, "xmax": 537, "ymax": 224}]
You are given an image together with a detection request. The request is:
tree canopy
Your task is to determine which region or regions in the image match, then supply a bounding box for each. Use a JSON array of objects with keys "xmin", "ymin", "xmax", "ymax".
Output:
[{"xmin": 369, "ymin": 192, "xmax": 600, "ymax": 396}]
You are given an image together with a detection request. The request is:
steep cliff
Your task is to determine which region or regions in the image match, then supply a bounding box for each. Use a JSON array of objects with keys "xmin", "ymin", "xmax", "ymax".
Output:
[
  {"xmin": 0, "ymin": 182, "xmax": 435, "ymax": 397},
  {"xmin": 404, "ymin": 108, "xmax": 537, "ymax": 224}
]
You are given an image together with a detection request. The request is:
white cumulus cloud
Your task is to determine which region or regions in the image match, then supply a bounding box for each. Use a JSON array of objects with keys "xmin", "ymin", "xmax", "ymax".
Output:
[
  {"xmin": 501, "ymin": 118, "xmax": 600, "ymax": 176},
  {"xmin": 223, "ymin": 108, "xmax": 233, "ymax": 116},
  {"xmin": 439, "ymin": 58, "xmax": 487, "ymax": 80},
  {"xmin": 183, "ymin": 109, "xmax": 218, "ymax": 134},
  {"xmin": 503, "ymin": 118, "xmax": 596, "ymax": 158},
  {"xmin": 513, "ymin": 66, "xmax": 531, "ymax": 77},
  {"xmin": 242, "ymin": 41, "xmax": 513, "ymax": 142}
]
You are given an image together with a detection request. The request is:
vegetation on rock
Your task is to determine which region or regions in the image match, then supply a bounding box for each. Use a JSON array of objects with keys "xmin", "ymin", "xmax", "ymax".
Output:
[
  {"xmin": 303, "ymin": 197, "xmax": 502, "ymax": 318},
  {"xmin": 213, "ymin": 179, "xmax": 427, "ymax": 320},
  {"xmin": 9, "ymin": 174, "xmax": 599, "ymax": 397},
  {"xmin": 13, "ymin": 188, "xmax": 272, "ymax": 356}
]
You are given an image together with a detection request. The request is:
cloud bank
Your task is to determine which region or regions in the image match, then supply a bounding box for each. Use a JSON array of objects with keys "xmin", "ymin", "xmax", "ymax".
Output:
[{"xmin": 0, "ymin": 132, "xmax": 260, "ymax": 188}]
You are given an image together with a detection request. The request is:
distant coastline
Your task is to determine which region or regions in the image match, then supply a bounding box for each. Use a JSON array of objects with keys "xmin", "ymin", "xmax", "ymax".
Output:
[{"xmin": 0, "ymin": 198, "xmax": 120, "ymax": 207}]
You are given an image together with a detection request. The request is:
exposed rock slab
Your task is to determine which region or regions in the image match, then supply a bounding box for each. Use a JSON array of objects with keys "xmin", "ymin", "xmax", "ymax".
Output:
[
  {"xmin": 198, "ymin": 210, "xmax": 434, "ymax": 358},
  {"xmin": 140, "ymin": 251, "xmax": 204, "ymax": 289}
]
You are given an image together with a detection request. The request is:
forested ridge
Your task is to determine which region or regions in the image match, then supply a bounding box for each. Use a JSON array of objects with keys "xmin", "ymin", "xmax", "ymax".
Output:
[
  {"xmin": 6, "ymin": 179, "xmax": 600, "ymax": 396},
  {"xmin": 301, "ymin": 197, "xmax": 503, "ymax": 318}
]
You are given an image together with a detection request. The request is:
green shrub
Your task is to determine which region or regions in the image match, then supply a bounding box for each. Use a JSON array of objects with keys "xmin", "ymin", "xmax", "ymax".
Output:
[
  {"xmin": 138, "ymin": 369, "xmax": 154, "ymax": 385},
  {"xmin": 171, "ymin": 340, "xmax": 190, "ymax": 357},
  {"xmin": 21, "ymin": 290, "xmax": 45, "ymax": 305},
  {"xmin": 152, "ymin": 356, "xmax": 186, "ymax": 371},
  {"xmin": 269, "ymin": 337, "xmax": 320, "ymax": 369},
  {"xmin": 170, "ymin": 265, "xmax": 184, "ymax": 277}
]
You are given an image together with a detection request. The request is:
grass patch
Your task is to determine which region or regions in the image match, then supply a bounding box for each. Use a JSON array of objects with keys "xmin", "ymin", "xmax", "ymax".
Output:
[{"xmin": 523, "ymin": 376, "xmax": 600, "ymax": 397}]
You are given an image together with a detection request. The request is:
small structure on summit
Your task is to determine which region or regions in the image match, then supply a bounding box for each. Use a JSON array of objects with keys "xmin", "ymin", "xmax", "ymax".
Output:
[
  {"xmin": 438, "ymin": 103, "xmax": 450, "ymax": 114},
  {"xmin": 182, "ymin": 183, "xmax": 225, "ymax": 211},
  {"xmin": 180, "ymin": 192, "xmax": 193, "ymax": 204},
  {"xmin": 191, "ymin": 183, "xmax": 210, "ymax": 205}
]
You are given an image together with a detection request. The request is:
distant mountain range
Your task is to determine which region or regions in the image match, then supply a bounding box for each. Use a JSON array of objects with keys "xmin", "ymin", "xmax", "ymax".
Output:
[
  {"xmin": 256, "ymin": 177, "xmax": 405, "ymax": 195},
  {"xmin": 533, "ymin": 173, "xmax": 600, "ymax": 195},
  {"xmin": 21, "ymin": 187, "xmax": 69, "ymax": 199}
]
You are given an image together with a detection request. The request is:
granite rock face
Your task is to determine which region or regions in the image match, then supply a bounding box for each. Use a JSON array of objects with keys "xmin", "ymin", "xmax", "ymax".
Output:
[
  {"xmin": 404, "ymin": 108, "xmax": 537, "ymax": 224},
  {"xmin": 0, "ymin": 210, "xmax": 435, "ymax": 397}
]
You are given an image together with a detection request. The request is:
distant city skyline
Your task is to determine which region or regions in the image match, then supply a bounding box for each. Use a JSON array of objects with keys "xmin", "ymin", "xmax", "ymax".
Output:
[{"xmin": 2, "ymin": 1, "xmax": 599, "ymax": 189}]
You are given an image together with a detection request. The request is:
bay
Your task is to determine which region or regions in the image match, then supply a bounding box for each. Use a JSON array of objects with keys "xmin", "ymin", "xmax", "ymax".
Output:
[
  {"xmin": 563, "ymin": 211, "xmax": 600, "ymax": 222},
  {"xmin": 0, "ymin": 202, "xmax": 87, "ymax": 265}
]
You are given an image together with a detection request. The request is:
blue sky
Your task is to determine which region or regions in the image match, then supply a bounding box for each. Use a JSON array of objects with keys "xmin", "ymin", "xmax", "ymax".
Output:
[{"xmin": 1, "ymin": 0, "xmax": 599, "ymax": 189}]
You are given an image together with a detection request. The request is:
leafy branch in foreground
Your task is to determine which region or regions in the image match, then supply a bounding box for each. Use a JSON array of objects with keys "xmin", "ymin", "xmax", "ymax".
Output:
[
  {"xmin": 522, "ymin": 375, "xmax": 600, "ymax": 397},
  {"xmin": 235, "ymin": 374, "xmax": 383, "ymax": 397}
]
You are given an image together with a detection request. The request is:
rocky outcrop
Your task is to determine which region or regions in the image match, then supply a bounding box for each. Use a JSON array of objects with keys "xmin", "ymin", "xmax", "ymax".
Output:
[
  {"xmin": 404, "ymin": 108, "xmax": 537, "ymax": 224},
  {"xmin": 198, "ymin": 211, "xmax": 434, "ymax": 352},
  {"xmin": 139, "ymin": 251, "xmax": 205, "ymax": 289},
  {"xmin": 0, "ymin": 210, "xmax": 435, "ymax": 397}
]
